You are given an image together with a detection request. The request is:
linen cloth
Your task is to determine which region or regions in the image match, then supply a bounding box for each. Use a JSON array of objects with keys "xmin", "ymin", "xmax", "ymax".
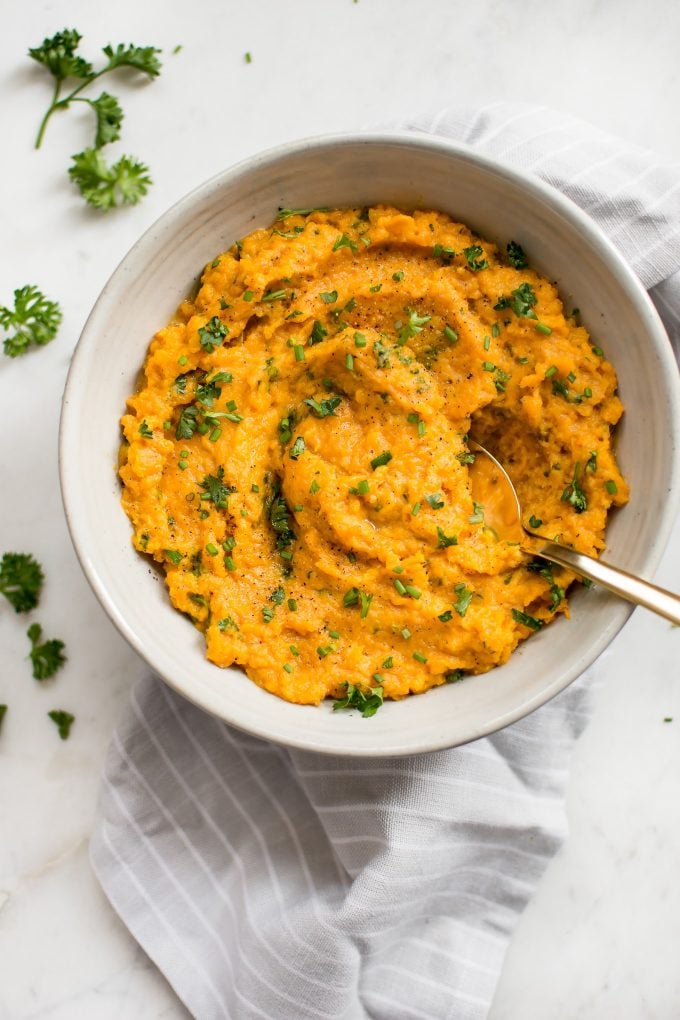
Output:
[{"xmin": 91, "ymin": 103, "xmax": 680, "ymax": 1020}]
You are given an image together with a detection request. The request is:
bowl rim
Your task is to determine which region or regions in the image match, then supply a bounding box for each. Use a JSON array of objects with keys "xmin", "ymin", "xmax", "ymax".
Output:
[{"xmin": 59, "ymin": 130, "xmax": 680, "ymax": 756}]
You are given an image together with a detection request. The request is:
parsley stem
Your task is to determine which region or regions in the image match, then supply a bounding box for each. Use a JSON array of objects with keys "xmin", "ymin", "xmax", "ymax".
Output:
[{"xmin": 35, "ymin": 77, "xmax": 63, "ymax": 149}]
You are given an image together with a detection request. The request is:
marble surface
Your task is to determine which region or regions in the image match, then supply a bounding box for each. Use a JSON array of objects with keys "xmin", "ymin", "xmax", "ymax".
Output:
[{"xmin": 1, "ymin": 0, "xmax": 679, "ymax": 1017}]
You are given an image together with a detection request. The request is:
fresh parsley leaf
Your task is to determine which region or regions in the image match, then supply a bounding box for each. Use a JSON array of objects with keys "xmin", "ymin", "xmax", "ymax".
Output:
[
  {"xmin": 436, "ymin": 527, "xmax": 458, "ymax": 548},
  {"xmin": 138, "ymin": 419, "xmax": 152, "ymax": 438},
  {"xmin": 197, "ymin": 315, "xmax": 229, "ymax": 353},
  {"xmin": 561, "ymin": 463, "xmax": 588, "ymax": 513},
  {"xmin": 506, "ymin": 241, "xmax": 528, "ymax": 269},
  {"xmin": 397, "ymin": 308, "xmax": 431, "ymax": 345},
  {"xmin": 0, "ymin": 552, "xmax": 44, "ymax": 612},
  {"xmin": 333, "ymin": 682, "xmax": 384, "ymax": 718},
  {"xmin": 48, "ymin": 709, "xmax": 75, "ymax": 740},
  {"xmin": 425, "ymin": 492, "xmax": 445, "ymax": 510},
  {"xmin": 332, "ymin": 233, "xmax": 358, "ymax": 253},
  {"xmin": 69, "ymin": 148, "xmax": 152, "ymax": 209},
  {"xmin": 28, "ymin": 29, "xmax": 93, "ymax": 80},
  {"xmin": 433, "ymin": 243, "xmax": 455, "ymax": 262},
  {"xmin": 495, "ymin": 282, "xmax": 537, "ymax": 319},
  {"xmin": 199, "ymin": 467, "xmax": 233, "ymax": 510},
  {"xmin": 453, "ymin": 582, "xmax": 473, "ymax": 617},
  {"xmin": 88, "ymin": 91, "xmax": 124, "ymax": 146},
  {"xmin": 511, "ymin": 608, "xmax": 544, "ymax": 631},
  {"xmin": 309, "ymin": 320, "xmax": 328, "ymax": 345},
  {"xmin": 303, "ymin": 395, "xmax": 342, "ymax": 418},
  {"xmin": 526, "ymin": 558, "xmax": 565, "ymax": 611},
  {"xmin": 175, "ymin": 404, "xmax": 199, "ymax": 440},
  {"xmin": 463, "ymin": 244, "xmax": 489, "ymax": 271},
  {"xmin": 27, "ymin": 623, "xmax": 67, "ymax": 680},
  {"xmin": 0, "ymin": 285, "xmax": 62, "ymax": 358},
  {"xmin": 101, "ymin": 43, "xmax": 162, "ymax": 77},
  {"xmin": 267, "ymin": 485, "xmax": 296, "ymax": 555}
]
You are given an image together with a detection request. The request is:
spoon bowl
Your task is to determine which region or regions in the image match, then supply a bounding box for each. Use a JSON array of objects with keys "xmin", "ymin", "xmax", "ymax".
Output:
[{"xmin": 469, "ymin": 442, "xmax": 680, "ymax": 626}]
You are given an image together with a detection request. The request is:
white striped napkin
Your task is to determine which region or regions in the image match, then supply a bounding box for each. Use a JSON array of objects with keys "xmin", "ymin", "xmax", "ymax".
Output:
[{"xmin": 91, "ymin": 104, "xmax": 680, "ymax": 1020}]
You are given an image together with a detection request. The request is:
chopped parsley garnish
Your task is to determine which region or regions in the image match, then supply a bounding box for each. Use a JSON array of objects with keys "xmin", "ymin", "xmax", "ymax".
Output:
[
  {"xmin": 175, "ymin": 404, "xmax": 199, "ymax": 439},
  {"xmin": 425, "ymin": 492, "xmax": 445, "ymax": 509},
  {"xmin": 276, "ymin": 206, "xmax": 330, "ymax": 219},
  {"xmin": 270, "ymin": 586, "xmax": 286, "ymax": 605},
  {"xmin": 199, "ymin": 467, "xmax": 233, "ymax": 510},
  {"xmin": 433, "ymin": 244, "xmax": 455, "ymax": 262},
  {"xmin": 309, "ymin": 479, "xmax": 321, "ymax": 495},
  {"xmin": 445, "ymin": 669, "xmax": 465, "ymax": 684},
  {"xmin": 48, "ymin": 709, "xmax": 75, "ymax": 740},
  {"xmin": 304, "ymin": 394, "xmax": 342, "ymax": 418},
  {"xmin": 436, "ymin": 526, "xmax": 458, "ymax": 548},
  {"xmin": 438, "ymin": 610, "xmax": 453, "ymax": 623},
  {"xmin": 290, "ymin": 436, "xmax": 305, "ymax": 459},
  {"xmin": 1, "ymin": 285, "xmax": 62, "ymax": 357},
  {"xmin": 561, "ymin": 463, "xmax": 588, "ymax": 513},
  {"xmin": 495, "ymin": 282, "xmax": 537, "ymax": 319},
  {"xmin": 333, "ymin": 682, "xmax": 384, "ymax": 718},
  {"xmin": 528, "ymin": 514, "xmax": 543, "ymax": 529},
  {"xmin": 527, "ymin": 558, "xmax": 565, "ymax": 611},
  {"xmin": 506, "ymin": 241, "xmax": 528, "ymax": 269},
  {"xmin": 262, "ymin": 606, "xmax": 274, "ymax": 623},
  {"xmin": 369, "ymin": 284, "xmax": 382, "ymax": 292},
  {"xmin": 267, "ymin": 484, "xmax": 296, "ymax": 559},
  {"xmin": 309, "ymin": 320, "xmax": 328, "ymax": 344},
  {"xmin": 453, "ymin": 582, "xmax": 473, "ymax": 617},
  {"xmin": 370, "ymin": 450, "xmax": 392, "ymax": 470},
  {"xmin": 397, "ymin": 308, "xmax": 431, "ymax": 345},
  {"xmin": 27, "ymin": 622, "xmax": 67, "ymax": 680},
  {"xmin": 333, "ymin": 233, "xmax": 358, "ymax": 253},
  {"xmin": 0, "ymin": 552, "xmax": 44, "ymax": 613},
  {"xmin": 138, "ymin": 419, "xmax": 152, "ymax": 438},
  {"xmin": 463, "ymin": 245, "xmax": 489, "ymax": 271},
  {"xmin": 511, "ymin": 608, "xmax": 544, "ymax": 631},
  {"xmin": 262, "ymin": 289, "xmax": 288, "ymax": 303},
  {"xmin": 605, "ymin": 479, "xmax": 618, "ymax": 495},
  {"xmin": 586, "ymin": 451, "xmax": 598, "ymax": 473},
  {"xmin": 320, "ymin": 290, "xmax": 338, "ymax": 303},
  {"xmin": 198, "ymin": 316, "xmax": 229, "ymax": 353},
  {"xmin": 456, "ymin": 451, "xmax": 475, "ymax": 465}
]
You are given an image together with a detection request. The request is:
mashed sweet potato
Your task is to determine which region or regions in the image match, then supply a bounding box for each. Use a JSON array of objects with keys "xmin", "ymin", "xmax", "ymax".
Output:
[{"xmin": 120, "ymin": 206, "xmax": 628, "ymax": 705}]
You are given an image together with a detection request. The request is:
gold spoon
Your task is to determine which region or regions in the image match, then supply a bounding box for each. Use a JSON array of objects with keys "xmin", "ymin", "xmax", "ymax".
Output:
[{"xmin": 468, "ymin": 441, "xmax": 680, "ymax": 625}]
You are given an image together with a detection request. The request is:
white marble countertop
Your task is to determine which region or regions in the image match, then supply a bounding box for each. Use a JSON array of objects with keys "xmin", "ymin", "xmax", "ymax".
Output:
[{"xmin": 1, "ymin": 1, "xmax": 679, "ymax": 1017}]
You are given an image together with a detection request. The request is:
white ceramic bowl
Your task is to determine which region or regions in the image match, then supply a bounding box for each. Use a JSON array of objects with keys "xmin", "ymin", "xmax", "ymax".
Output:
[{"xmin": 60, "ymin": 133, "xmax": 680, "ymax": 756}]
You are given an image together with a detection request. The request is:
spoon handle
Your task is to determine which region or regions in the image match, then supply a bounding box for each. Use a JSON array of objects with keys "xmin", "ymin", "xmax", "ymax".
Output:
[{"xmin": 536, "ymin": 541, "xmax": 680, "ymax": 626}]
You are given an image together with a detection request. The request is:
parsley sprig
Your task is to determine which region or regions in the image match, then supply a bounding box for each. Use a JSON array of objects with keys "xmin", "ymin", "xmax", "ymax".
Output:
[
  {"xmin": 27, "ymin": 623, "xmax": 67, "ymax": 680},
  {"xmin": 29, "ymin": 29, "xmax": 161, "ymax": 208},
  {"xmin": 333, "ymin": 682, "xmax": 384, "ymax": 718},
  {"xmin": 0, "ymin": 553, "xmax": 44, "ymax": 612},
  {"xmin": 0, "ymin": 286, "xmax": 62, "ymax": 358}
]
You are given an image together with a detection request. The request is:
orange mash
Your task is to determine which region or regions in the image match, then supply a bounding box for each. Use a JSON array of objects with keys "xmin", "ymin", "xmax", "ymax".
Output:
[{"xmin": 119, "ymin": 206, "xmax": 628, "ymax": 705}]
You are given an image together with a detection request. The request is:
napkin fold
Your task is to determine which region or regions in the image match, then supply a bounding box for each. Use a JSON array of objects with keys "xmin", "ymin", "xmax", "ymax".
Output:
[{"xmin": 91, "ymin": 103, "xmax": 680, "ymax": 1020}]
